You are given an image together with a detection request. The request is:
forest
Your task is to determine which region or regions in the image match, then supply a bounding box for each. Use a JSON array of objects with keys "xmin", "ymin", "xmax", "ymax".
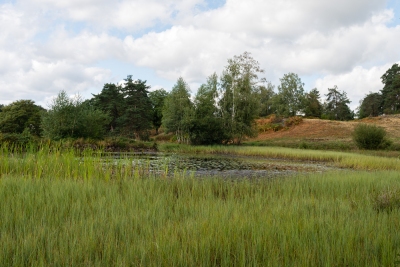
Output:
[{"xmin": 1, "ymin": 52, "xmax": 399, "ymax": 145}]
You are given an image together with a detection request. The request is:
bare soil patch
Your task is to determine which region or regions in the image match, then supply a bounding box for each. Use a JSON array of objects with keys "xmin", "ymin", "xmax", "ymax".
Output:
[{"xmin": 252, "ymin": 115, "xmax": 400, "ymax": 142}]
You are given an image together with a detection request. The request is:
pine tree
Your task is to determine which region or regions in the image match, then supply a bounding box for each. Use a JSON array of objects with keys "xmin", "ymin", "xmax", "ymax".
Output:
[
  {"xmin": 323, "ymin": 86, "xmax": 353, "ymax": 121},
  {"xmin": 119, "ymin": 76, "xmax": 153, "ymax": 140}
]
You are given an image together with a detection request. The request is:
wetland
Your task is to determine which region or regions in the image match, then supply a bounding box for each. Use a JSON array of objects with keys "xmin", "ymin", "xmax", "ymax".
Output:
[{"xmin": 121, "ymin": 152, "xmax": 342, "ymax": 178}]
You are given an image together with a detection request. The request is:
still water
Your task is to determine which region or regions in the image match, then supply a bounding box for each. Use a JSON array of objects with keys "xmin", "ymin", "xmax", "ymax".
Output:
[{"xmin": 108, "ymin": 152, "xmax": 339, "ymax": 179}]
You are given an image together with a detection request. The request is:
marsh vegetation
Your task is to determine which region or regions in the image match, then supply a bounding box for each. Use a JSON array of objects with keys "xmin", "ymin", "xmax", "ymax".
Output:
[{"xmin": 1, "ymin": 144, "xmax": 400, "ymax": 266}]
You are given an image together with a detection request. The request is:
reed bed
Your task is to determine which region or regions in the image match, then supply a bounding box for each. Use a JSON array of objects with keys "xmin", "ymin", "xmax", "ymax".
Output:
[
  {"xmin": 159, "ymin": 144, "xmax": 400, "ymax": 171},
  {"xmin": 1, "ymin": 171, "xmax": 400, "ymax": 266},
  {"xmin": 1, "ymin": 144, "xmax": 400, "ymax": 266}
]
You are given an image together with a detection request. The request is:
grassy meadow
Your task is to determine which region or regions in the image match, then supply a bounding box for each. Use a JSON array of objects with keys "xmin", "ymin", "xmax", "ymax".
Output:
[{"xmin": 1, "ymin": 144, "xmax": 400, "ymax": 266}]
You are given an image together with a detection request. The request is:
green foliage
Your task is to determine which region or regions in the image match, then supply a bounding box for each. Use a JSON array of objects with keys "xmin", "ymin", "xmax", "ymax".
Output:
[
  {"xmin": 92, "ymin": 83, "xmax": 125, "ymax": 133},
  {"xmin": 162, "ymin": 77, "xmax": 194, "ymax": 143},
  {"xmin": 119, "ymin": 76, "xmax": 153, "ymax": 140},
  {"xmin": 149, "ymin": 89, "xmax": 168, "ymax": 135},
  {"xmin": 380, "ymin": 63, "xmax": 400, "ymax": 114},
  {"xmin": 1, "ymin": 148, "xmax": 400, "ymax": 266},
  {"xmin": 353, "ymin": 123, "xmax": 388, "ymax": 150},
  {"xmin": 256, "ymin": 82, "xmax": 275, "ymax": 117},
  {"xmin": 0, "ymin": 131, "xmax": 36, "ymax": 147},
  {"xmin": 358, "ymin": 92, "xmax": 383, "ymax": 118},
  {"xmin": 41, "ymin": 91, "xmax": 110, "ymax": 140},
  {"xmin": 190, "ymin": 74, "xmax": 226, "ymax": 145},
  {"xmin": 0, "ymin": 100, "xmax": 44, "ymax": 136},
  {"xmin": 304, "ymin": 88, "xmax": 323, "ymax": 118},
  {"xmin": 323, "ymin": 86, "xmax": 354, "ymax": 120},
  {"xmin": 273, "ymin": 73, "xmax": 305, "ymax": 117},
  {"xmin": 219, "ymin": 52, "xmax": 262, "ymax": 144}
]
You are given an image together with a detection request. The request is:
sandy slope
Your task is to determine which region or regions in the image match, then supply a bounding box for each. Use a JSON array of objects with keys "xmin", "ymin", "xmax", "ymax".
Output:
[{"xmin": 253, "ymin": 115, "xmax": 400, "ymax": 141}]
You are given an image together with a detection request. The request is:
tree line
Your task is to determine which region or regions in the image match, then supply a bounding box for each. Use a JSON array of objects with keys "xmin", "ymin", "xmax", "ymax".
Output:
[{"xmin": 0, "ymin": 52, "xmax": 399, "ymax": 144}]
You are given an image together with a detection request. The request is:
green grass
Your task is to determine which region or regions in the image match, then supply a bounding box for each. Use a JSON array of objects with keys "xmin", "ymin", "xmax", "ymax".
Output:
[
  {"xmin": 1, "ymin": 144, "xmax": 400, "ymax": 266},
  {"xmin": 244, "ymin": 138, "xmax": 356, "ymax": 151},
  {"xmin": 1, "ymin": 172, "xmax": 400, "ymax": 266},
  {"xmin": 159, "ymin": 144, "xmax": 400, "ymax": 171}
]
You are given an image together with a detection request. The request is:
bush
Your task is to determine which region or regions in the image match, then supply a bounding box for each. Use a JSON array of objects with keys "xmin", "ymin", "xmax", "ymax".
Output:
[
  {"xmin": 353, "ymin": 124, "xmax": 388, "ymax": 150},
  {"xmin": 284, "ymin": 116, "xmax": 303, "ymax": 127}
]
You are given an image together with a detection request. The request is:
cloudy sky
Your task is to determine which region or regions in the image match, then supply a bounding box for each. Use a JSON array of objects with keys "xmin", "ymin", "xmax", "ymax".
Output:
[{"xmin": 1, "ymin": 0, "xmax": 400, "ymax": 110}]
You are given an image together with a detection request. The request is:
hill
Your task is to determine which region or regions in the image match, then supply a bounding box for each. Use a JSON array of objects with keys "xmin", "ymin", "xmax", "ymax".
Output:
[{"xmin": 249, "ymin": 115, "xmax": 400, "ymax": 149}]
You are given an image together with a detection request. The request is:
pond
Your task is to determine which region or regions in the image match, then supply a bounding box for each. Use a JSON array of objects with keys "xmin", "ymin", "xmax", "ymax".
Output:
[{"xmin": 108, "ymin": 152, "xmax": 341, "ymax": 179}]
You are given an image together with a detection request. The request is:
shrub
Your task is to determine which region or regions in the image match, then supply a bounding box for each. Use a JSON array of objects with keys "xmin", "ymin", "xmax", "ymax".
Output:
[
  {"xmin": 284, "ymin": 116, "xmax": 303, "ymax": 127},
  {"xmin": 298, "ymin": 141, "xmax": 309, "ymax": 149},
  {"xmin": 353, "ymin": 124, "xmax": 387, "ymax": 150}
]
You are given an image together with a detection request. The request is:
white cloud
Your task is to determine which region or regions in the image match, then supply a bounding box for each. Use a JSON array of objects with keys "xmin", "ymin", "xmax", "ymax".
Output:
[
  {"xmin": 38, "ymin": 30, "xmax": 124, "ymax": 64},
  {"xmin": 1, "ymin": 0, "xmax": 400, "ymax": 108},
  {"xmin": 314, "ymin": 64, "xmax": 397, "ymax": 110},
  {"xmin": 19, "ymin": 0, "xmax": 205, "ymax": 31},
  {"xmin": 0, "ymin": 59, "xmax": 111, "ymax": 106},
  {"xmin": 120, "ymin": 3, "xmax": 400, "ymax": 87},
  {"xmin": 0, "ymin": 4, "xmax": 38, "ymax": 47},
  {"xmin": 122, "ymin": 26, "xmax": 241, "ymax": 82}
]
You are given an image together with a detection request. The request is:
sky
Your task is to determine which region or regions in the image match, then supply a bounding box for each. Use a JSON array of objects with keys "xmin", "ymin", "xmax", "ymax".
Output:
[{"xmin": 1, "ymin": 0, "xmax": 400, "ymax": 110}]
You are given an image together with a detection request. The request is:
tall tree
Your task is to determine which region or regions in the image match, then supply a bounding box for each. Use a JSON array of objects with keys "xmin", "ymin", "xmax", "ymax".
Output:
[
  {"xmin": 304, "ymin": 88, "xmax": 323, "ymax": 118},
  {"xmin": 162, "ymin": 77, "xmax": 193, "ymax": 144},
  {"xmin": 380, "ymin": 63, "xmax": 400, "ymax": 114},
  {"xmin": 119, "ymin": 76, "xmax": 153, "ymax": 140},
  {"xmin": 273, "ymin": 73, "xmax": 305, "ymax": 117},
  {"xmin": 256, "ymin": 82, "xmax": 275, "ymax": 117},
  {"xmin": 219, "ymin": 52, "xmax": 263, "ymax": 144},
  {"xmin": 323, "ymin": 86, "xmax": 353, "ymax": 121},
  {"xmin": 0, "ymin": 100, "xmax": 44, "ymax": 136},
  {"xmin": 92, "ymin": 83, "xmax": 124, "ymax": 133},
  {"xmin": 358, "ymin": 92, "xmax": 383, "ymax": 118},
  {"xmin": 190, "ymin": 73, "xmax": 225, "ymax": 145},
  {"xmin": 149, "ymin": 89, "xmax": 168, "ymax": 135}
]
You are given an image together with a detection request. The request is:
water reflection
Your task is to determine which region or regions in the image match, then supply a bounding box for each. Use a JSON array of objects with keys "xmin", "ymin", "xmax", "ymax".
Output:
[{"xmin": 107, "ymin": 152, "xmax": 338, "ymax": 179}]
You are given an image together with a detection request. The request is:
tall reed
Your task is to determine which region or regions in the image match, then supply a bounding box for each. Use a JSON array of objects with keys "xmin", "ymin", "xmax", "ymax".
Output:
[
  {"xmin": 1, "ymin": 171, "xmax": 400, "ymax": 266},
  {"xmin": 159, "ymin": 144, "xmax": 400, "ymax": 171}
]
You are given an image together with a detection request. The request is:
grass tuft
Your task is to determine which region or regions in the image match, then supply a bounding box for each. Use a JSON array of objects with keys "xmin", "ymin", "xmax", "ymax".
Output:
[{"xmin": 372, "ymin": 188, "xmax": 400, "ymax": 212}]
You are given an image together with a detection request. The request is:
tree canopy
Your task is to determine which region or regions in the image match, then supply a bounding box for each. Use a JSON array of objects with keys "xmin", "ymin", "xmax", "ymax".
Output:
[
  {"xmin": 304, "ymin": 88, "xmax": 323, "ymax": 118},
  {"xmin": 219, "ymin": 52, "xmax": 263, "ymax": 143},
  {"xmin": 9, "ymin": 54, "xmax": 400, "ymax": 145},
  {"xmin": 149, "ymin": 89, "xmax": 168, "ymax": 135},
  {"xmin": 162, "ymin": 77, "xmax": 193, "ymax": 144},
  {"xmin": 256, "ymin": 82, "xmax": 275, "ymax": 117},
  {"xmin": 273, "ymin": 73, "xmax": 305, "ymax": 117},
  {"xmin": 0, "ymin": 100, "xmax": 44, "ymax": 136},
  {"xmin": 92, "ymin": 83, "xmax": 124, "ymax": 133},
  {"xmin": 190, "ymin": 73, "xmax": 225, "ymax": 145},
  {"xmin": 119, "ymin": 76, "xmax": 153, "ymax": 140},
  {"xmin": 381, "ymin": 63, "xmax": 400, "ymax": 114},
  {"xmin": 41, "ymin": 91, "xmax": 110, "ymax": 140},
  {"xmin": 323, "ymin": 86, "xmax": 353, "ymax": 121},
  {"xmin": 358, "ymin": 92, "xmax": 382, "ymax": 118}
]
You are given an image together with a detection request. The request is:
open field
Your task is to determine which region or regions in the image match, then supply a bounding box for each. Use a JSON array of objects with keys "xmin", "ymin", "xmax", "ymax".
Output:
[{"xmin": 1, "ymin": 145, "xmax": 400, "ymax": 266}]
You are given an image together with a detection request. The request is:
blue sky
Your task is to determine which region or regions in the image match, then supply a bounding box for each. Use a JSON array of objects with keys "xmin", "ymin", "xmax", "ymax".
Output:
[{"xmin": 1, "ymin": 0, "xmax": 399, "ymax": 110}]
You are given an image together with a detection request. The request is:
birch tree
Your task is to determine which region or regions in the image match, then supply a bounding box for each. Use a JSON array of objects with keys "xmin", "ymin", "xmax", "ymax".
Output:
[{"xmin": 219, "ymin": 52, "xmax": 263, "ymax": 144}]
